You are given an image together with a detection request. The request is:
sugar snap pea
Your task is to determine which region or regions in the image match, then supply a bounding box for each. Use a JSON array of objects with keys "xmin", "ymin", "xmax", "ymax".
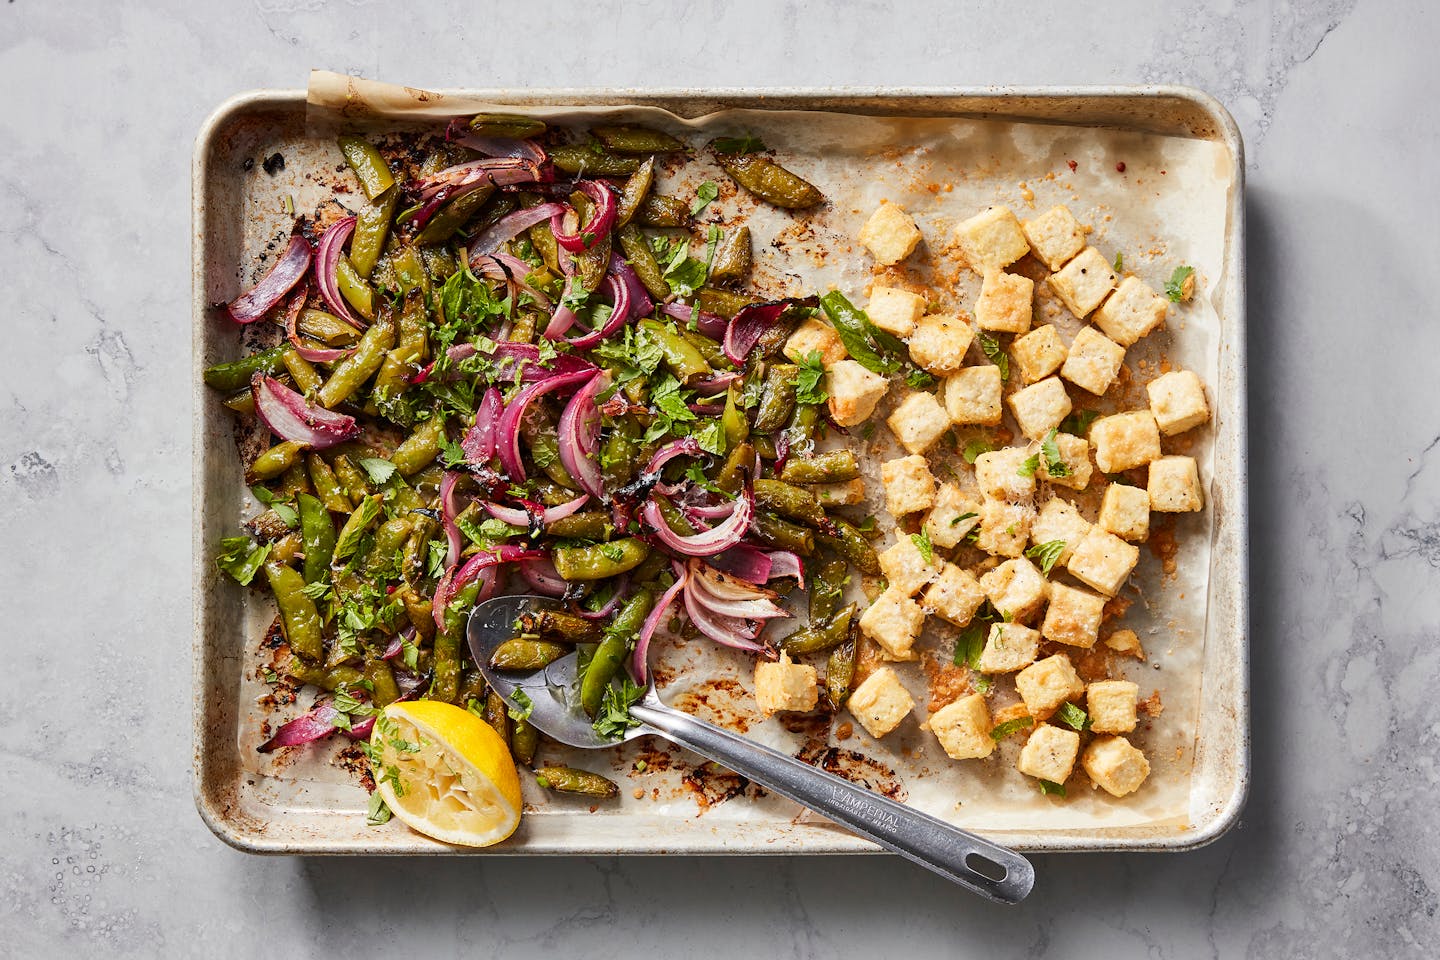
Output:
[
  {"xmin": 709, "ymin": 226, "xmax": 752, "ymax": 282},
  {"xmin": 780, "ymin": 603, "xmax": 857, "ymax": 656},
  {"xmin": 550, "ymin": 145, "xmax": 641, "ymax": 176},
  {"xmin": 337, "ymin": 136, "xmax": 394, "ymax": 201},
  {"xmin": 264, "ymin": 561, "xmax": 323, "ymax": 663},
  {"xmin": 484, "ymin": 690, "xmax": 511, "ymax": 745},
  {"xmin": 825, "ymin": 637, "xmax": 858, "ymax": 711},
  {"xmin": 817, "ymin": 517, "xmax": 880, "ymax": 575},
  {"xmin": 616, "ymin": 157, "xmax": 654, "ymax": 227},
  {"xmin": 722, "ymin": 385, "xmax": 749, "ymax": 447},
  {"xmin": 778, "ymin": 450, "xmax": 861, "ymax": 483},
  {"xmin": 697, "ymin": 286, "xmax": 758, "ymax": 319},
  {"xmin": 490, "ymin": 638, "xmax": 570, "ymax": 671},
  {"xmin": 754, "ymin": 478, "xmax": 826, "ymax": 526},
  {"xmin": 349, "ymin": 189, "xmax": 398, "ymax": 279},
  {"xmin": 415, "ymin": 185, "xmax": 495, "ymax": 246},
  {"xmin": 335, "ymin": 257, "xmax": 375, "ymax": 321},
  {"xmin": 593, "ymin": 125, "xmax": 685, "ymax": 154},
  {"xmin": 639, "ymin": 318, "xmax": 711, "ymax": 383},
  {"xmin": 391, "ymin": 416, "xmax": 446, "ymax": 476},
  {"xmin": 469, "ymin": 113, "xmax": 546, "ymax": 138},
  {"xmin": 546, "ymin": 511, "xmax": 615, "ymax": 542},
  {"xmin": 716, "ymin": 152, "xmax": 824, "ymax": 209},
  {"xmin": 204, "ymin": 346, "xmax": 285, "ymax": 392},
  {"xmin": 553, "ymin": 538, "xmax": 650, "ymax": 581},
  {"xmin": 429, "ymin": 580, "xmax": 479, "ymax": 703},
  {"xmin": 297, "ymin": 309, "xmax": 361, "ymax": 347},
  {"xmin": 249, "ymin": 441, "xmax": 308, "ymax": 482},
  {"xmin": 617, "ymin": 225, "xmax": 670, "ymax": 300},
  {"xmin": 297, "ymin": 493, "xmax": 336, "ymax": 583},
  {"xmin": 511, "ymin": 718, "xmax": 540, "ymax": 766},
  {"xmin": 750, "ymin": 511, "xmax": 815, "ymax": 555},
  {"xmin": 534, "ymin": 766, "xmax": 620, "ymax": 798},
  {"xmin": 281, "ymin": 347, "xmax": 323, "ymax": 395},
  {"xmin": 518, "ymin": 608, "xmax": 604, "ymax": 644},
  {"xmin": 635, "ymin": 195, "xmax": 692, "ymax": 229},
  {"xmin": 330, "ymin": 453, "xmax": 371, "ymax": 504},
  {"xmin": 364, "ymin": 657, "xmax": 401, "ymax": 708},
  {"xmin": 306, "ymin": 454, "xmax": 352, "ymax": 512},
  {"xmin": 753, "ymin": 364, "xmax": 798, "ymax": 434},
  {"xmin": 317, "ymin": 315, "xmax": 394, "ymax": 408},
  {"xmin": 580, "ymin": 588, "xmax": 654, "ymax": 718},
  {"xmin": 714, "ymin": 440, "xmax": 755, "ymax": 495}
]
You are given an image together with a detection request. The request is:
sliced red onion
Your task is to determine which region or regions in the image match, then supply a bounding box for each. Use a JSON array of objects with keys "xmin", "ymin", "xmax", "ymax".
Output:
[
  {"xmin": 295, "ymin": 344, "xmax": 355, "ymax": 363},
  {"xmin": 496, "ymin": 369, "xmax": 600, "ymax": 482},
  {"xmin": 690, "ymin": 559, "xmax": 782, "ymax": 602},
  {"xmin": 707, "ymin": 543, "xmax": 772, "ymax": 584},
  {"xmin": 484, "ymin": 251, "xmax": 555, "ymax": 309},
  {"xmin": 252, "ymin": 376, "xmax": 358, "ymax": 449},
  {"xmin": 440, "ymin": 471, "xmax": 464, "ymax": 569},
  {"xmin": 686, "ymin": 565, "xmax": 789, "ymax": 621},
  {"xmin": 226, "ymin": 233, "xmax": 312, "ymax": 324},
  {"xmin": 692, "ymin": 372, "xmax": 743, "ymax": 396},
  {"xmin": 662, "ymin": 301, "xmax": 727, "ymax": 340},
  {"xmin": 685, "ymin": 500, "xmax": 738, "ymax": 521},
  {"xmin": 562, "ymin": 274, "xmax": 631, "ymax": 349},
  {"xmin": 315, "ymin": 217, "xmax": 365, "ymax": 330},
  {"xmin": 482, "ymin": 493, "xmax": 589, "ymax": 527},
  {"xmin": 549, "ymin": 181, "xmax": 617, "ymax": 253},
  {"xmin": 381, "ymin": 625, "xmax": 417, "ymax": 661},
  {"xmin": 645, "ymin": 437, "xmax": 704, "ymax": 476},
  {"xmin": 683, "ymin": 583, "xmax": 766, "ymax": 651},
  {"xmin": 412, "ymin": 341, "xmax": 596, "ymax": 385},
  {"xmin": 723, "ymin": 299, "xmax": 799, "ymax": 365},
  {"xmin": 610, "ymin": 253, "xmax": 654, "ymax": 317},
  {"xmin": 257, "ymin": 701, "xmax": 344, "ymax": 753},
  {"xmin": 432, "ymin": 544, "xmax": 544, "ymax": 630},
  {"xmin": 557, "ymin": 372, "xmax": 609, "ymax": 499},
  {"xmin": 462, "ymin": 387, "xmax": 503, "ymax": 463},
  {"xmin": 575, "ymin": 574, "xmax": 629, "ymax": 620},
  {"xmin": 470, "ymin": 203, "xmax": 565, "ymax": 257},
  {"xmin": 413, "ymin": 157, "xmax": 543, "ymax": 202},
  {"xmin": 764, "ymin": 550, "xmax": 805, "ymax": 587},
  {"xmin": 642, "ymin": 481, "xmax": 753, "ymax": 557},
  {"xmin": 633, "ymin": 564, "xmax": 689, "ymax": 683},
  {"xmin": 543, "ymin": 276, "xmax": 581, "ymax": 339},
  {"xmin": 518, "ymin": 557, "xmax": 568, "ymax": 597},
  {"xmin": 448, "ymin": 126, "xmax": 548, "ymax": 166}
]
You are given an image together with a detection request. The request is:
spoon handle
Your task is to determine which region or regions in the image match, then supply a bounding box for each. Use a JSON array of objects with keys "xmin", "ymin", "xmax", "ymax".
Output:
[{"xmin": 629, "ymin": 701, "xmax": 1034, "ymax": 904}]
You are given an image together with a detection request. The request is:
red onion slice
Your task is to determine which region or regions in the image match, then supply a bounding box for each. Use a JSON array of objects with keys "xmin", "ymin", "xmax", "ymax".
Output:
[
  {"xmin": 474, "ymin": 252, "xmax": 554, "ymax": 310},
  {"xmin": 431, "ymin": 544, "xmax": 544, "ymax": 630},
  {"xmin": 413, "ymin": 157, "xmax": 543, "ymax": 201},
  {"xmin": 252, "ymin": 375, "xmax": 358, "ymax": 449},
  {"xmin": 561, "ymin": 274, "xmax": 631, "ymax": 349},
  {"xmin": 689, "ymin": 559, "xmax": 782, "ymax": 602},
  {"xmin": 496, "ymin": 368, "xmax": 600, "ymax": 482},
  {"xmin": 764, "ymin": 550, "xmax": 805, "ymax": 588},
  {"xmin": 412, "ymin": 340, "xmax": 596, "ymax": 385},
  {"xmin": 633, "ymin": 564, "xmax": 689, "ymax": 683},
  {"xmin": 683, "ymin": 584, "xmax": 766, "ymax": 651},
  {"xmin": 661, "ymin": 301, "xmax": 729, "ymax": 340},
  {"xmin": 448, "ymin": 127, "xmax": 549, "ymax": 166},
  {"xmin": 575, "ymin": 574, "xmax": 630, "ymax": 620},
  {"xmin": 225, "ymin": 232, "xmax": 312, "ymax": 324},
  {"xmin": 258, "ymin": 700, "xmax": 347, "ymax": 753},
  {"xmin": 462, "ymin": 387, "xmax": 503, "ymax": 463},
  {"xmin": 692, "ymin": 372, "xmax": 743, "ymax": 396},
  {"xmin": 482, "ymin": 493, "xmax": 589, "ymax": 527},
  {"xmin": 315, "ymin": 217, "xmax": 366, "ymax": 330},
  {"xmin": 470, "ymin": 203, "xmax": 565, "ymax": 257},
  {"xmin": 642, "ymin": 481, "xmax": 753, "ymax": 557},
  {"xmin": 440, "ymin": 471, "xmax": 465, "ymax": 569},
  {"xmin": 610, "ymin": 253, "xmax": 654, "ymax": 318},
  {"xmin": 518, "ymin": 556, "xmax": 568, "ymax": 597},
  {"xmin": 686, "ymin": 567, "xmax": 789, "ymax": 620},
  {"xmin": 557, "ymin": 372, "xmax": 609, "ymax": 499},
  {"xmin": 706, "ymin": 543, "xmax": 773, "ymax": 584},
  {"xmin": 722, "ymin": 299, "xmax": 795, "ymax": 365},
  {"xmin": 549, "ymin": 181, "xmax": 618, "ymax": 253}
]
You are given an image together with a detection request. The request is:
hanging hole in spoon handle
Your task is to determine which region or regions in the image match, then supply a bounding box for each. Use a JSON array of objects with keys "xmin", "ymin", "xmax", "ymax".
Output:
[{"xmin": 629, "ymin": 700, "xmax": 1035, "ymax": 904}]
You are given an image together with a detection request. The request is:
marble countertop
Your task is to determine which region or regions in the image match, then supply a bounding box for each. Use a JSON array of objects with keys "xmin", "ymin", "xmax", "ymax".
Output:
[{"xmin": 4, "ymin": 0, "xmax": 1437, "ymax": 955}]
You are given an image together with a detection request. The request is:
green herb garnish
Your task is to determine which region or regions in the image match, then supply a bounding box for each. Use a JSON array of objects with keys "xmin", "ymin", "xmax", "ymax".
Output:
[
  {"xmin": 593, "ymin": 676, "xmax": 647, "ymax": 740},
  {"xmin": 1025, "ymin": 539, "xmax": 1067, "ymax": 576},
  {"xmin": 1165, "ymin": 265, "xmax": 1194, "ymax": 303},
  {"xmin": 713, "ymin": 134, "xmax": 766, "ymax": 155},
  {"xmin": 990, "ymin": 715, "xmax": 1035, "ymax": 740},
  {"xmin": 1041, "ymin": 428, "xmax": 1072, "ymax": 478},
  {"xmin": 215, "ymin": 536, "xmax": 270, "ymax": 585},
  {"xmin": 977, "ymin": 331, "xmax": 1010, "ymax": 380},
  {"xmin": 1038, "ymin": 779, "xmax": 1067, "ymax": 797},
  {"xmin": 910, "ymin": 528, "xmax": 934, "ymax": 565},
  {"xmin": 962, "ymin": 438, "xmax": 994, "ymax": 464},
  {"xmin": 1055, "ymin": 701, "xmax": 1091, "ymax": 732},
  {"xmin": 795, "ymin": 350, "xmax": 829, "ymax": 405},
  {"xmin": 691, "ymin": 181, "xmax": 720, "ymax": 217}
]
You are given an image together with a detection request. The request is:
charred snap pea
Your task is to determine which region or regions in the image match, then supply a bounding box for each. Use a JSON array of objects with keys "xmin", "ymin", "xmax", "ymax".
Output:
[
  {"xmin": 680, "ymin": 328, "xmax": 728, "ymax": 368},
  {"xmin": 317, "ymin": 315, "xmax": 395, "ymax": 408},
  {"xmin": 753, "ymin": 478, "xmax": 826, "ymax": 526},
  {"xmin": 635, "ymin": 195, "xmax": 692, "ymax": 229},
  {"xmin": 575, "ymin": 230, "xmax": 612, "ymax": 294},
  {"xmin": 722, "ymin": 385, "xmax": 749, "ymax": 447},
  {"xmin": 391, "ymin": 416, "xmax": 446, "ymax": 476},
  {"xmin": 337, "ymin": 136, "xmax": 395, "ymax": 201},
  {"xmin": 546, "ymin": 511, "xmax": 615, "ymax": 542},
  {"xmin": 809, "ymin": 557, "xmax": 849, "ymax": 623},
  {"xmin": 264, "ymin": 561, "xmax": 323, "ymax": 663},
  {"xmin": 529, "ymin": 220, "xmax": 562, "ymax": 273},
  {"xmin": 349, "ymin": 189, "xmax": 398, "ymax": 279},
  {"xmin": 708, "ymin": 226, "xmax": 752, "ymax": 283},
  {"xmin": 335, "ymin": 257, "xmax": 375, "ymax": 321},
  {"xmin": 458, "ymin": 670, "xmax": 487, "ymax": 705},
  {"xmin": 248, "ymin": 440, "xmax": 308, "ymax": 482},
  {"xmin": 484, "ymin": 690, "xmax": 511, "ymax": 745},
  {"xmin": 390, "ymin": 247, "xmax": 429, "ymax": 296},
  {"xmin": 750, "ymin": 511, "xmax": 815, "ymax": 556},
  {"xmin": 365, "ymin": 517, "xmax": 413, "ymax": 576},
  {"xmin": 818, "ymin": 516, "xmax": 880, "ymax": 575},
  {"xmin": 639, "ymin": 318, "xmax": 711, "ymax": 383},
  {"xmin": 306, "ymin": 454, "xmax": 352, "ymax": 512},
  {"xmin": 617, "ymin": 225, "xmax": 670, "ymax": 300},
  {"xmin": 331, "ymin": 453, "xmax": 371, "ymax": 504},
  {"xmin": 517, "ymin": 607, "xmax": 604, "ymax": 644},
  {"xmin": 533, "ymin": 766, "xmax": 620, "ymax": 798},
  {"xmin": 780, "ymin": 603, "xmax": 857, "ymax": 656},
  {"xmin": 281, "ymin": 347, "xmax": 323, "ymax": 395},
  {"xmin": 553, "ymin": 538, "xmax": 651, "ymax": 581},
  {"xmin": 276, "ymin": 460, "xmax": 311, "ymax": 499},
  {"xmin": 550, "ymin": 144, "xmax": 641, "ymax": 177},
  {"xmin": 296, "ymin": 493, "xmax": 336, "ymax": 583},
  {"xmin": 592, "ymin": 125, "xmax": 685, "ymax": 154},
  {"xmin": 430, "ymin": 580, "xmax": 480, "ymax": 703},
  {"xmin": 510, "ymin": 718, "xmax": 540, "ymax": 766},
  {"xmin": 753, "ymin": 363, "xmax": 798, "ymax": 434},
  {"xmin": 580, "ymin": 589, "xmax": 655, "ymax": 718},
  {"xmin": 778, "ymin": 449, "xmax": 861, "ymax": 484},
  {"xmin": 825, "ymin": 637, "xmax": 859, "ymax": 711},
  {"xmin": 715, "ymin": 440, "xmax": 755, "ymax": 495},
  {"xmin": 297, "ymin": 309, "xmax": 361, "ymax": 347},
  {"xmin": 469, "ymin": 113, "xmax": 546, "ymax": 138},
  {"xmin": 490, "ymin": 638, "xmax": 570, "ymax": 671},
  {"xmin": 284, "ymin": 658, "xmax": 363, "ymax": 692},
  {"xmin": 204, "ymin": 346, "xmax": 286, "ymax": 392},
  {"xmin": 696, "ymin": 286, "xmax": 758, "ymax": 319},
  {"xmin": 716, "ymin": 152, "xmax": 824, "ymax": 209},
  {"xmin": 616, "ymin": 157, "xmax": 654, "ymax": 227},
  {"xmin": 415, "ymin": 185, "xmax": 496, "ymax": 246},
  {"xmin": 364, "ymin": 657, "xmax": 401, "ymax": 709}
]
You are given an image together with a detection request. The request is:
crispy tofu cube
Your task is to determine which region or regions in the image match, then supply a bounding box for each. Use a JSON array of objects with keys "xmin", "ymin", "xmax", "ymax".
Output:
[
  {"xmin": 1094, "ymin": 275, "xmax": 1168, "ymax": 346},
  {"xmin": 1060, "ymin": 326, "xmax": 1126, "ymax": 396},
  {"xmin": 1146, "ymin": 369, "xmax": 1210, "ymax": 436},
  {"xmin": 925, "ymin": 483, "xmax": 981, "ymax": 549},
  {"xmin": 1066, "ymin": 526, "xmax": 1140, "ymax": 596},
  {"xmin": 1082, "ymin": 735, "xmax": 1151, "ymax": 797},
  {"xmin": 943, "ymin": 366, "xmax": 1004, "ymax": 426},
  {"xmin": 955, "ymin": 205, "xmax": 1030, "ymax": 273},
  {"xmin": 859, "ymin": 587, "xmax": 925, "ymax": 660},
  {"xmin": 1021, "ymin": 205, "xmax": 1086, "ymax": 271},
  {"xmin": 923, "ymin": 563, "xmax": 987, "ymax": 626},
  {"xmin": 886, "ymin": 390, "xmax": 951, "ymax": 455},
  {"xmin": 1098, "ymin": 484, "xmax": 1150, "ymax": 541},
  {"xmin": 908, "ymin": 313, "xmax": 974, "ymax": 376},
  {"xmin": 1040, "ymin": 583, "xmax": 1106, "ymax": 649},
  {"xmin": 826, "ymin": 360, "xmax": 889, "ymax": 427},
  {"xmin": 929, "ymin": 693, "xmax": 994, "ymax": 760},
  {"xmin": 979, "ymin": 557, "xmax": 1050, "ymax": 624},
  {"xmin": 975, "ymin": 270, "xmax": 1035, "ymax": 334},
  {"xmin": 1039, "ymin": 431, "xmax": 1092, "ymax": 491},
  {"xmin": 857, "ymin": 202, "xmax": 923, "ymax": 266},
  {"xmin": 880, "ymin": 455, "xmax": 937, "ymax": 516},
  {"xmin": 1031, "ymin": 497, "xmax": 1090, "ymax": 565},
  {"xmin": 1105, "ymin": 628, "xmax": 1146, "ymax": 659},
  {"xmin": 1007, "ymin": 376, "xmax": 1072, "ymax": 441},
  {"xmin": 1090, "ymin": 411, "xmax": 1161, "ymax": 473},
  {"xmin": 975, "ymin": 447, "xmax": 1037, "ymax": 501},
  {"xmin": 848, "ymin": 666, "xmax": 915, "ymax": 738},
  {"xmin": 1011, "ymin": 324, "xmax": 1067, "ymax": 383},
  {"xmin": 878, "ymin": 535, "xmax": 943, "ymax": 596},
  {"xmin": 754, "ymin": 651, "xmax": 818, "ymax": 717},
  {"xmin": 812, "ymin": 478, "xmax": 866, "ymax": 507},
  {"xmin": 1016, "ymin": 654, "xmax": 1085, "ymax": 716},
  {"xmin": 975, "ymin": 498, "xmax": 1033, "ymax": 558},
  {"xmin": 976, "ymin": 622, "xmax": 1041, "ymax": 673},
  {"xmin": 783, "ymin": 317, "xmax": 848, "ymax": 367},
  {"xmin": 867, "ymin": 286, "xmax": 927, "ymax": 338},
  {"xmin": 1087, "ymin": 680, "xmax": 1139, "ymax": 734},
  {"xmin": 1018, "ymin": 723, "xmax": 1080, "ymax": 784},
  {"xmin": 1048, "ymin": 246, "xmax": 1116, "ymax": 318},
  {"xmin": 1147, "ymin": 455, "xmax": 1204, "ymax": 512}
]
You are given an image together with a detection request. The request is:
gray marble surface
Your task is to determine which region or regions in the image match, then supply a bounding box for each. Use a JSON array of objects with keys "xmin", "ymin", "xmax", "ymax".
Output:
[{"xmin": 3, "ymin": 0, "xmax": 1437, "ymax": 956}]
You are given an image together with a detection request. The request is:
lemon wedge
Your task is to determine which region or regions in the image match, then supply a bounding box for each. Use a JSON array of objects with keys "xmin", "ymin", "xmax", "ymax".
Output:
[{"xmin": 371, "ymin": 700, "xmax": 522, "ymax": 847}]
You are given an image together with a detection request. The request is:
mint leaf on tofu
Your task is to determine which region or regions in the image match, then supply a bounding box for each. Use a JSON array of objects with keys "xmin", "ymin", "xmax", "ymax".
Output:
[
  {"xmin": 1017, "ymin": 453, "xmax": 1040, "ymax": 477},
  {"xmin": 990, "ymin": 715, "xmax": 1035, "ymax": 740},
  {"xmin": 1024, "ymin": 539, "xmax": 1067, "ymax": 577},
  {"xmin": 1060, "ymin": 409, "xmax": 1099, "ymax": 436},
  {"xmin": 795, "ymin": 351, "xmax": 828, "ymax": 405},
  {"xmin": 977, "ymin": 331, "xmax": 1010, "ymax": 380},
  {"xmin": 910, "ymin": 528, "xmax": 934, "ymax": 565},
  {"xmin": 1055, "ymin": 701, "xmax": 1091, "ymax": 732},
  {"xmin": 1041, "ymin": 428, "xmax": 1072, "ymax": 478},
  {"xmin": 215, "ymin": 536, "xmax": 270, "ymax": 585}
]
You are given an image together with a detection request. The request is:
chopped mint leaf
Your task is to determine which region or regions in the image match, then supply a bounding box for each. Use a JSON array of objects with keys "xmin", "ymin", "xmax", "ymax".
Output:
[
  {"xmin": 910, "ymin": 528, "xmax": 934, "ymax": 565},
  {"xmin": 962, "ymin": 438, "xmax": 994, "ymax": 464},
  {"xmin": 1165, "ymin": 265, "xmax": 1195, "ymax": 303},
  {"xmin": 1055, "ymin": 701, "xmax": 1091, "ymax": 732},
  {"xmin": 1041, "ymin": 428, "xmax": 1072, "ymax": 478},
  {"xmin": 1060, "ymin": 409, "xmax": 1099, "ymax": 436},
  {"xmin": 593, "ymin": 675, "xmax": 647, "ymax": 740},
  {"xmin": 691, "ymin": 181, "xmax": 720, "ymax": 217},
  {"xmin": 215, "ymin": 536, "xmax": 270, "ymax": 585},
  {"xmin": 507, "ymin": 690, "xmax": 535, "ymax": 722},
  {"xmin": 1017, "ymin": 453, "xmax": 1041, "ymax": 477},
  {"xmin": 366, "ymin": 792, "xmax": 393, "ymax": 826},
  {"xmin": 977, "ymin": 331, "xmax": 1009, "ymax": 380},
  {"xmin": 795, "ymin": 351, "xmax": 828, "ymax": 405},
  {"xmin": 1025, "ymin": 539, "xmax": 1067, "ymax": 577},
  {"xmin": 1038, "ymin": 779, "xmax": 1067, "ymax": 797},
  {"xmin": 990, "ymin": 715, "xmax": 1035, "ymax": 740}
]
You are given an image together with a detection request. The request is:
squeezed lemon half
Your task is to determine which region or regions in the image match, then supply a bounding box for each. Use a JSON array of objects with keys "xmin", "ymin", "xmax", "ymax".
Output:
[{"xmin": 371, "ymin": 700, "xmax": 522, "ymax": 847}]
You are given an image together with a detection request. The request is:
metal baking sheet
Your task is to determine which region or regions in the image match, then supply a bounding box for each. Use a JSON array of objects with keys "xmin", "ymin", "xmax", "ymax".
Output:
[{"xmin": 192, "ymin": 85, "xmax": 1248, "ymax": 854}]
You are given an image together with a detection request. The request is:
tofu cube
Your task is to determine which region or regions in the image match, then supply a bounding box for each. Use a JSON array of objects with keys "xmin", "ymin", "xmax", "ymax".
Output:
[
  {"xmin": 924, "ymin": 482, "xmax": 981, "ymax": 549},
  {"xmin": 923, "ymin": 563, "xmax": 987, "ymax": 626},
  {"xmin": 1007, "ymin": 376, "xmax": 1072, "ymax": 441},
  {"xmin": 1016, "ymin": 654, "xmax": 1085, "ymax": 716},
  {"xmin": 1060, "ymin": 326, "xmax": 1126, "ymax": 396},
  {"xmin": 929, "ymin": 693, "xmax": 994, "ymax": 760},
  {"xmin": 886, "ymin": 390, "xmax": 951, "ymax": 455},
  {"xmin": 943, "ymin": 365, "xmax": 1004, "ymax": 426},
  {"xmin": 1147, "ymin": 455, "xmax": 1204, "ymax": 512},
  {"xmin": 1017, "ymin": 723, "xmax": 1080, "ymax": 784},
  {"xmin": 878, "ymin": 535, "xmax": 943, "ymax": 597},
  {"xmin": 1021, "ymin": 205, "xmax": 1086, "ymax": 271},
  {"xmin": 880, "ymin": 455, "xmax": 938, "ymax": 516},
  {"xmin": 1087, "ymin": 680, "xmax": 1139, "ymax": 734},
  {"xmin": 907, "ymin": 313, "xmax": 974, "ymax": 376},
  {"xmin": 955, "ymin": 205, "xmax": 1030, "ymax": 273},
  {"xmin": 1098, "ymin": 484, "xmax": 1150, "ymax": 541},
  {"xmin": 979, "ymin": 557, "xmax": 1050, "ymax": 624},
  {"xmin": 1066, "ymin": 526, "xmax": 1140, "ymax": 596},
  {"xmin": 975, "ymin": 498, "xmax": 1034, "ymax": 558},
  {"xmin": 754, "ymin": 651, "xmax": 818, "ymax": 717},
  {"xmin": 976, "ymin": 622, "xmax": 1041, "ymax": 673},
  {"xmin": 1038, "ymin": 431, "xmax": 1093, "ymax": 491},
  {"xmin": 1011, "ymin": 324, "xmax": 1067, "ymax": 383},
  {"xmin": 1090, "ymin": 410, "xmax": 1161, "ymax": 473},
  {"xmin": 783, "ymin": 317, "xmax": 848, "ymax": 367},
  {"xmin": 1031, "ymin": 497, "xmax": 1091, "ymax": 565},
  {"xmin": 1041, "ymin": 582, "xmax": 1106, "ymax": 649},
  {"xmin": 975, "ymin": 447, "xmax": 1037, "ymax": 501},
  {"xmin": 1094, "ymin": 275, "xmax": 1168, "ymax": 346},
  {"xmin": 812, "ymin": 478, "xmax": 866, "ymax": 507},
  {"xmin": 847, "ymin": 666, "xmax": 915, "ymax": 739},
  {"xmin": 975, "ymin": 270, "xmax": 1035, "ymax": 334},
  {"xmin": 1048, "ymin": 246, "xmax": 1117, "ymax": 318},
  {"xmin": 1082, "ymin": 735, "xmax": 1151, "ymax": 797},
  {"xmin": 826, "ymin": 360, "xmax": 889, "ymax": 427},
  {"xmin": 857, "ymin": 202, "xmax": 923, "ymax": 266},
  {"xmin": 866, "ymin": 286, "xmax": 927, "ymax": 338},
  {"xmin": 1146, "ymin": 369, "xmax": 1210, "ymax": 436},
  {"xmin": 858, "ymin": 587, "xmax": 925, "ymax": 660}
]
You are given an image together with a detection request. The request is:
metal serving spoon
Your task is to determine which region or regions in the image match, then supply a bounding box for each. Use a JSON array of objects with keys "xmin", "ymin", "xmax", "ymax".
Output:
[{"xmin": 469, "ymin": 594, "xmax": 1034, "ymax": 904}]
